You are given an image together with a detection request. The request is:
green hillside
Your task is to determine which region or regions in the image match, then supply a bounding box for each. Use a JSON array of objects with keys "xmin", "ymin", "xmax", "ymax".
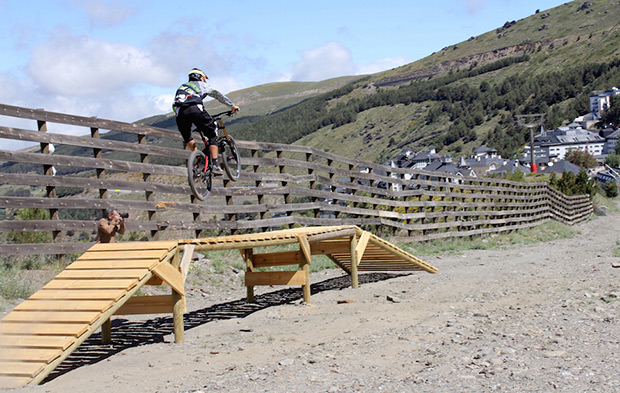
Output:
[
  {"xmin": 143, "ymin": 75, "xmax": 364, "ymax": 131},
  {"xmin": 141, "ymin": 0, "xmax": 618, "ymax": 164}
]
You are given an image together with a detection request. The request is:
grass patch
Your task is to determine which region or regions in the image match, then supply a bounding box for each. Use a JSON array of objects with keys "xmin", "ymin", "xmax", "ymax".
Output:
[
  {"xmin": 0, "ymin": 264, "xmax": 34, "ymax": 300},
  {"xmin": 398, "ymin": 221, "xmax": 578, "ymax": 256},
  {"xmin": 592, "ymin": 193, "xmax": 620, "ymax": 214},
  {"xmin": 613, "ymin": 239, "xmax": 620, "ymax": 258}
]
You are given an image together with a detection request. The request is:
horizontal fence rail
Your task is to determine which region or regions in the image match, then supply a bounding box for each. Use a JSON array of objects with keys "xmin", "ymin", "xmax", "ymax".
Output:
[{"xmin": 0, "ymin": 103, "xmax": 593, "ymax": 257}]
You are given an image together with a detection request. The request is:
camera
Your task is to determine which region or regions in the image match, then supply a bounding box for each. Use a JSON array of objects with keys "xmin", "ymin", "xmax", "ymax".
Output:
[{"xmin": 119, "ymin": 212, "xmax": 129, "ymax": 219}]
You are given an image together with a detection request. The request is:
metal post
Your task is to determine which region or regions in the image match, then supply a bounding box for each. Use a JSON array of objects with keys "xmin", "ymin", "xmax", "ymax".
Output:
[{"xmin": 516, "ymin": 114, "xmax": 545, "ymax": 173}]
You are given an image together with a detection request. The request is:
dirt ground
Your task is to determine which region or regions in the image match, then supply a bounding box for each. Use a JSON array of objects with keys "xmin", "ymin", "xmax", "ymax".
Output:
[{"xmin": 6, "ymin": 207, "xmax": 620, "ymax": 393}]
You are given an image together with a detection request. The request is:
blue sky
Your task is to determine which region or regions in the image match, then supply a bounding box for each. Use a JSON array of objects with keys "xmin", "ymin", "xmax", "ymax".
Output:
[{"xmin": 0, "ymin": 0, "xmax": 567, "ymax": 149}]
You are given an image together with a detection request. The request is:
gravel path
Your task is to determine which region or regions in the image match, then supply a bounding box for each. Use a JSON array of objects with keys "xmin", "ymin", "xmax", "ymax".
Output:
[{"xmin": 12, "ymin": 210, "xmax": 620, "ymax": 393}]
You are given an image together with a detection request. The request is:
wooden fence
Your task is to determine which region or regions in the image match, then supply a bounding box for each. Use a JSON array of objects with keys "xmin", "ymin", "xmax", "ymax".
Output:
[{"xmin": 0, "ymin": 103, "xmax": 593, "ymax": 257}]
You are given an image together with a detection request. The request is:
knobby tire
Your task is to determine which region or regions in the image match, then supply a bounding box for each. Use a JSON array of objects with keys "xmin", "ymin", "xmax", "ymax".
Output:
[
  {"xmin": 187, "ymin": 150, "xmax": 212, "ymax": 201},
  {"xmin": 221, "ymin": 136, "xmax": 241, "ymax": 181}
]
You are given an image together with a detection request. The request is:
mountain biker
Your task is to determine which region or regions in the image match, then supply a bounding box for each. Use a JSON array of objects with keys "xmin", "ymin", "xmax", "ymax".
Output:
[{"xmin": 173, "ymin": 68, "xmax": 240, "ymax": 176}]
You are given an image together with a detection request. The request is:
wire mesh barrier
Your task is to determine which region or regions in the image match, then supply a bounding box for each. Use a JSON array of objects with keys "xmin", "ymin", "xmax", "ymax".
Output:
[{"xmin": 0, "ymin": 104, "xmax": 593, "ymax": 257}]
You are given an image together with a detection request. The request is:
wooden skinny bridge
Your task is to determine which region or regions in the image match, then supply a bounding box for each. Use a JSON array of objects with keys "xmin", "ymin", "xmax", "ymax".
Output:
[{"xmin": 0, "ymin": 225, "xmax": 437, "ymax": 388}]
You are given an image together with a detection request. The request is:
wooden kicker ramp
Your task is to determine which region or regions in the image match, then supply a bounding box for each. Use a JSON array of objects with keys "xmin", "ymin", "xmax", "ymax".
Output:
[{"xmin": 0, "ymin": 226, "xmax": 436, "ymax": 388}]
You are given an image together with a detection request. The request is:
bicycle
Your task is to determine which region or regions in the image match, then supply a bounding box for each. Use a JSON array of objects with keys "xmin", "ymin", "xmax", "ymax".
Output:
[{"xmin": 187, "ymin": 110, "xmax": 242, "ymax": 201}]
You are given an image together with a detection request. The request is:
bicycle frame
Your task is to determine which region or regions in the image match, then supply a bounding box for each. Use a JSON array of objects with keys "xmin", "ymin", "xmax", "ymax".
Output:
[{"xmin": 195, "ymin": 110, "xmax": 233, "ymax": 147}]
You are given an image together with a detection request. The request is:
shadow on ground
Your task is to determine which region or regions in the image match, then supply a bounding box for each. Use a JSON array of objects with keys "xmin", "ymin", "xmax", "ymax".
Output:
[{"xmin": 44, "ymin": 272, "xmax": 409, "ymax": 383}]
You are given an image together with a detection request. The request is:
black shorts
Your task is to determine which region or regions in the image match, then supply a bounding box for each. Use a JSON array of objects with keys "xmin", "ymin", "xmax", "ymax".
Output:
[{"xmin": 175, "ymin": 105, "xmax": 217, "ymax": 144}]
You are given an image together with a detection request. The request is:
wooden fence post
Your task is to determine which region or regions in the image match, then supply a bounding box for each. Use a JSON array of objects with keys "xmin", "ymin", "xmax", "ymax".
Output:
[
  {"xmin": 277, "ymin": 150, "xmax": 292, "ymax": 228},
  {"xmin": 171, "ymin": 249, "xmax": 184, "ymax": 343},
  {"xmin": 252, "ymin": 149, "xmax": 267, "ymax": 232},
  {"xmin": 306, "ymin": 153, "xmax": 320, "ymax": 219},
  {"xmin": 38, "ymin": 119, "xmax": 61, "ymax": 247},
  {"xmin": 225, "ymin": 178, "xmax": 237, "ymax": 235},
  {"xmin": 138, "ymin": 133, "xmax": 158, "ymax": 239}
]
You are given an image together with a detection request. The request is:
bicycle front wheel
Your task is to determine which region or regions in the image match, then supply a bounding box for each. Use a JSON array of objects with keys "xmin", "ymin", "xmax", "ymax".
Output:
[
  {"xmin": 187, "ymin": 150, "xmax": 212, "ymax": 201},
  {"xmin": 221, "ymin": 136, "xmax": 241, "ymax": 181}
]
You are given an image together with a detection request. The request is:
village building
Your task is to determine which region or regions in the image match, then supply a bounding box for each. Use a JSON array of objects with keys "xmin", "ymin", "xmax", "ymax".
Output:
[
  {"xmin": 590, "ymin": 87, "xmax": 620, "ymax": 120},
  {"xmin": 525, "ymin": 123, "xmax": 605, "ymax": 163}
]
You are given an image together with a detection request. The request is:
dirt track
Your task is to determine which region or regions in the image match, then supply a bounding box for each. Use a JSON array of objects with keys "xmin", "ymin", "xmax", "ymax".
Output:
[{"xmin": 11, "ymin": 209, "xmax": 620, "ymax": 393}]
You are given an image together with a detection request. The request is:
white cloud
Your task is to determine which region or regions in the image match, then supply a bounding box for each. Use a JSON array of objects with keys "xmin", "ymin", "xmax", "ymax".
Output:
[
  {"xmin": 357, "ymin": 56, "xmax": 410, "ymax": 75},
  {"xmin": 153, "ymin": 94, "xmax": 174, "ymax": 113},
  {"xmin": 76, "ymin": 0, "xmax": 137, "ymax": 28},
  {"xmin": 29, "ymin": 28, "xmax": 176, "ymax": 96},
  {"xmin": 290, "ymin": 41, "xmax": 355, "ymax": 82},
  {"xmin": 287, "ymin": 42, "xmax": 411, "ymax": 81}
]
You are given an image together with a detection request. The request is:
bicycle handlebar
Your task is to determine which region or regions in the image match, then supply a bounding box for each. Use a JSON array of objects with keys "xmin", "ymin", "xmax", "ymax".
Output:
[{"xmin": 212, "ymin": 110, "xmax": 234, "ymax": 118}]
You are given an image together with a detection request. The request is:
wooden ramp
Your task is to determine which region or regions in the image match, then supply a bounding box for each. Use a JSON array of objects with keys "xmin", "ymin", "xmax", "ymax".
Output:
[
  {"xmin": 0, "ymin": 240, "xmax": 180, "ymax": 389},
  {"xmin": 0, "ymin": 225, "xmax": 435, "ymax": 388},
  {"xmin": 182, "ymin": 225, "xmax": 437, "ymax": 302}
]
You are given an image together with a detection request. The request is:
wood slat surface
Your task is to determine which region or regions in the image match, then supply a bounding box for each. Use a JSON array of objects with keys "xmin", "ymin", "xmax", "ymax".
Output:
[
  {"xmin": 0, "ymin": 375, "xmax": 33, "ymax": 389},
  {"xmin": 13, "ymin": 299, "xmax": 115, "ymax": 312},
  {"xmin": 55, "ymin": 268, "xmax": 149, "ymax": 280},
  {"xmin": 1, "ymin": 311, "xmax": 101, "ymax": 324},
  {"xmin": 30, "ymin": 289, "xmax": 127, "ymax": 301},
  {"xmin": 86, "ymin": 241, "xmax": 178, "ymax": 252},
  {"xmin": 76, "ymin": 250, "xmax": 169, "ymax": 261},
  {"xmin": 43, "ymin": 279, "xmax": 137, "ymax": 290},
  {"xmin": 0, "ymin": 362, "xmax": 45, "ymax": 377},
  {"xmin": 0, "ymin": 335, "xmax": 74, "ymax": 349},
  {"xmin": 65, "ymin": 259, "xmax": 161, "ymax": 270},
  {"xmin": 0, "ymin": 322, "xmax": 89, "ymax": 337},
  {"xmin": 1, "ymin": 348, "xmax": 63, "ymax": 363}
]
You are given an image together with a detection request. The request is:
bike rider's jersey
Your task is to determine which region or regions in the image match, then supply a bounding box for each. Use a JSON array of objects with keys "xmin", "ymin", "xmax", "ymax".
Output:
[{"xmin": 173, "ymin": 81, "xmax": 234, "ymax": 114}]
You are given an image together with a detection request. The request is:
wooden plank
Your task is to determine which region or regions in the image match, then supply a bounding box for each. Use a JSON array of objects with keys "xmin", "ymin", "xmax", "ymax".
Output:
[
  {"xmin": 0, "ymin": 362, "xmax": 45, "ymax": 377},
  {"xmin": 43, "ymin": 279, "xmax": 137, "ymax": 290},
  {"xmin": 55, "ymin": 269, "xmax": 149, "ymax": 280},
  {"xmin": 0, "ymin": 375, "xmax": 33, "ymax": 389},
  {"xmin": 297, "ymin": 235, "xmax": 312, "ymax": 265},
  {"xmin": 65, "ymin": 259, "xmax": 160, "ymax": 270},
  {"xmin": 0, "ymin": 323, "xmax": 88, "ymax": 337},
  {"xmin": 0, "ymin": 173, "xmax": 188, "ymax": 197},
  {"xmin": 180, "ymin": 244, "xmax": 195, "ymax": 282},
  {"xmin": 0, "ymin": 335, "xmax": 74, "ymax": 349},
  {"xmin": 1, "ymin": 348, "xmax": 63, "ymax": 363},
  {"xmin": 0, "ymin": 219, "xmax": 96, "ymax": 232},
  {"xmin": 24, "ymin": 263, "xmax": 156, "ymax": 386},
  {"xmin": 13, "ymin": 299, "xmax": 114, "ymax": 312},
  {"xmin": 0, "ymin": 243, "xmax": 92, "ymax": 256},
  {"xmin": 245, "ymin": 271, "xmax": 307, "ymax": 286},
  {"xmin": 144, "ymin": 276, "xmax": 164, "ymax": 285},
  {"xmin": 30, "ymin": 289, "xmax": 126, "ymax": 301},
  {"xmin": 367, "ymin": 236, "xmax": 438, "ymax": 273},
  {"xmin": 152, "ymin": 262, "xmax": 184, "ymax": 295},
  {"xmin": 310, "ymin": 240, "xmax": 350, "ymax": 255},
  {"xmin": 87, "ymin": 241, "xmax": 178, "ymax": 252},
  {"xmin": 1, "ymin": 311, "xmax": 100, "ymax": 324},
  {"xmin": 0, "ymin": 103, "xmax": 174, "ymax": 138},
  {"xmin": 0, "ymin": 125, "xmax": 186, "ymax": 159},
  {"xmin": 0, "ymin": 150, "xmax": 185, "ymax": 177},
  {"xmin": 114, "ymin": 295, "xmax": 173, "ymax": 315},
  {"xmin": 251, "ymin": 251, "xmax": 301, "ymax": 268},
  {"xmin": 355, "ymin": 231, "xmax": 371, "ymax": 266},
  {"xmin": 76, "ymin": 249, "xmax": 169, "ymax": 261}
]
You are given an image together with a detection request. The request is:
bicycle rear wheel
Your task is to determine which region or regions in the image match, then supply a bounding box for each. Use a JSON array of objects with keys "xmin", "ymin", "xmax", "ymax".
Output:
[
  {"xmin": 221, "ymin": 135, "xmax": 241, "ymax": 181},
  {"xmin": 187, "ymin": 150, "xmax": 212, "ymax": 201}
]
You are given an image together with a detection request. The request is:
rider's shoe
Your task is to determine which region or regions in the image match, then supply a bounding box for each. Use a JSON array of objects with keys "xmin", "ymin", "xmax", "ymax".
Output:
[{"xmin": 212, "ymin": 165, "xmax": 224, "ymax": 177}]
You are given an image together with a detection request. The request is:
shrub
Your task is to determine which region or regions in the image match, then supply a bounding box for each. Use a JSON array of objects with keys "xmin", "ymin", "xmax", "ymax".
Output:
[{"xmin": 603, "ymin": 181, "xmax": 618, "ymax": 198}]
